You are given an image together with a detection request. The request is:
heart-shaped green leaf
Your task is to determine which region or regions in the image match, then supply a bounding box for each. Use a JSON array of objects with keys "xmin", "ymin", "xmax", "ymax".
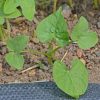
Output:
[
  {"xmin": 7, "ymin": 35, "xmax": 29, "ymax": 53},
  {"xmin": 4, "ymin": 0, "xmax": 17, "ymax": 14},
  {"xmin": 5, "ymin": 52, "xmax": 24, "ymax": 70},
  {"xmin": 53, "ymin": 59, "xmax": 88, "ymax": 98},
  {"xmin": 71, "ymin": 16, "xmax": 98, "ymax": 49},
  {"xmin": 36, "ymin": 8, "xmax": 69, "ymax": 47},
  {"xmin": 18, "ymin": 0, "xmax": 35, "ymax": 21}
]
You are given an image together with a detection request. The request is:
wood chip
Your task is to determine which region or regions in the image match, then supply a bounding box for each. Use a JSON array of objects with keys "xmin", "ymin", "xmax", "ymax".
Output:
[
  {"xmin": 0, "ymin": 63, "xmax": 2, "ymax": 73},
  {"xmin": 28, "ymin": 69, "xmax": 36, "ymax": 77},
  {"xmin": 77, "ymin": 49, "xmax": 83, "ymax": 58}
]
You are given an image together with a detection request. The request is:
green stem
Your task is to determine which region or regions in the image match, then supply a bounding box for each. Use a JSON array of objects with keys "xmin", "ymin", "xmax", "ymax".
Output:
[
  {"xmin": 6, "ymin": 18, "xmax": 11, "ymax": 38},
  {"xmin": 22, "ymin": 45, "xmax": 60, "ymax": 66},
  {"xmin": 22, "ymin": 49, "xmax": 47, "ymax": 56},
  {"xmin": 0, "ymin": 25, "xmax": 5, "ymax": 41},
  {"xmin": 53, "ymin": 0, "xmax": 58, "ymax": 13},
  {"xmin": 93, "ymin": 0, "xmax": 99, "ymax": 8},
  {"xmin": 68, "ymin": 0, "xmax": 73, "ymax": 8},
  {"xmin": 46, "ymin": 44, "xmax": 60, "ymax": 65}
]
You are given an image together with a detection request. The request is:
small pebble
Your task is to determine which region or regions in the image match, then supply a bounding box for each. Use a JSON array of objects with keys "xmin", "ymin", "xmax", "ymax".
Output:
[{"xmin": 95, "ymin": 51, "xmax": 100, "ymax": 57}]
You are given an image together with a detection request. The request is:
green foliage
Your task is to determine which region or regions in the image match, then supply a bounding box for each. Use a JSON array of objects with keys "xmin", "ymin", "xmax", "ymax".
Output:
[
  {"xmin": 36, "ymin": 8, "xmax": 69, "ymax": 47},
  {"xmin": 0, "ymin": 0, "xmax": 21, "ymax": 25},
  {"xmin": 18, "ymin": 0, "xmax": 35, "ymax": 21},
  {"xmin": 0, "ymin": 0, "xmax": 35, "ymax": 25},
  {"xmin": 71, "ymin": 16, "xmax": 98, "ymax": 49},
  {"xmin": 36, "ymin": 8, "xmax": 98, "ymax": 99},
  {"xmin": 0, "ymin": 2, "xmax": 98, "ymax": 99},
  {"xmin": 7, "ymin": 35, "xmax": 29, "ymax": 53},
  {"xmin": 5, "ymin": 35, "xmax": 29, "ymax": 70},
  {"xmin": 5, "ymin": 52, "xmax": 24, "ymax": 70},
  {"xmin": 53, "ymin": 59, "xmax": 88, "ymax": 98},
  {"xmin": 4, "ymin": 0, "xmax": 17, "ymax": 14}
]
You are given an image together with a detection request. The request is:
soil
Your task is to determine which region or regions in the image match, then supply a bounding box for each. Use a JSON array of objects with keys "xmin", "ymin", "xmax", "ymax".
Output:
[{"xmin": 0, "ymin": 1, "xmax": 100, "ymax": 84}]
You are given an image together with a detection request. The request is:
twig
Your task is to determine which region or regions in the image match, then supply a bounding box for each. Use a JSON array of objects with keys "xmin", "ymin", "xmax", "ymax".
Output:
[
  {"xmin": 21, "ymin": 65, "xmax": 38, "ymax": 73},
  {"xmin": 53, "ymin": 0, "xmax": 58, "ymax": 13},
  {"xmin": 10, "ymin": 17, "xmax": 26, "ymax": 23},
  {"xmin": 22, "ymin": 49, "xmax": 47, "ymax": 56},
  {"xmin": 6, "ymin": 18, "xmax": 11, "ymax": 38},
  {"xmin": 61, "ymin": 51, "xmax": 68, "ymax": 62},
  {"xmin": 34, "ymin": 17, "xmax": 39, "ymax": 24}
]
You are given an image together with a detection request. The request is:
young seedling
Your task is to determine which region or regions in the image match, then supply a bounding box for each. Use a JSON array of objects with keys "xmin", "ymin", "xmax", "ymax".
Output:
[
  {"xmin": 36, "ymin": 7, "xmax": 69, "ymax": 62},
  {"xmin": 36, "ymin": 7, "xmax": 98, "ymax": 99},
  {"xmin": 5, "ymin": 35, "xmax": 29, "ymax": 70},
  {"xmin": 0, "ymin": 0, "xmax": 35, "ymax": 40}
]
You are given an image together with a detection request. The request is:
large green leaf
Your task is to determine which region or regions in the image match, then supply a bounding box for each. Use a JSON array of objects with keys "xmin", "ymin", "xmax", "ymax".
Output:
[
  {"xmin": 18, "ymin": 0, "xmax": 35, "ymax": 21},
  {"xmin": 36, "ymin": 8, "xmax": 69, "ymax": 47},
  {"xmin": 5, "ymin": 52, "xmax": 24, "ymax": 70},
  {"xmin": 4, "ymin": 0, "xmax": 17, "ymax": 14},
  {"xmin": 71, "ymin": 16, "xmax": 98, "ymax": 49},
  {"xmin": 53, "ymin": 59, "xmax": 88, "ymax": 98},
  {"xmin": 7, "ymin": 35, "xmax": 29, "ymax": 53}
]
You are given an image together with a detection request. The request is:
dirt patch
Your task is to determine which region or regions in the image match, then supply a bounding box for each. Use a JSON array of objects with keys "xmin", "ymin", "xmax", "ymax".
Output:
[{"xmin": 0, "ymin": 2, "xmax": 100, "ymax": 84}]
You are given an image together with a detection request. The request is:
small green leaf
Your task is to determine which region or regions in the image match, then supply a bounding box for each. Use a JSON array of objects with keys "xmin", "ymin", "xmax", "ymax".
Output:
[
  {"xmin": 53, "ymin": 59, "xmax": 88, "ymax": 98},
  {"xmin": 7, "ymin": 35, "xmax": 29, "ymax": 53},
  {"xmin": 18, "ymin": 0, "xmax": 35, "ymax": 21},
  {"xmin": 4, "ymin": 0, "xmax": 17, "ymax": 14},
  {"xmin": 36, "ymin": 8, "xmax": 69, "ymax": 47},
  {"xmin": 71, "ymin": 16, "xmax": 98, "ymax": 49},
  {"xmin": 5, "ymin": 52, "xmax": 24, "ymax": 70}
]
